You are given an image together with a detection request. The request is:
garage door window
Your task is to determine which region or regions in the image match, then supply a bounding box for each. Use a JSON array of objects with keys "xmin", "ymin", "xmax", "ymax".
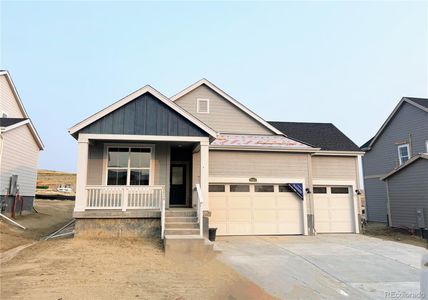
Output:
[
  {"xmin": 255, "ymin": 185, "xmax": 274, "ymax": 192},
  {"xmin": 209, "ymin": 185, "xmax": 225, "ymax": 192},
  {"xmin": 313, "ymin": 187, "xmax": 327, "ymax": 194},
  {"xmin": 279, "ymin": 185, "xmax": 293, "ymax": 192},
  {"xmin": 230, "ymin": 185, "xmax": 250, "ymax": 192},
  {"xmin": 331, "ymin": 187, "xmax": 349, "ymax": 194}
]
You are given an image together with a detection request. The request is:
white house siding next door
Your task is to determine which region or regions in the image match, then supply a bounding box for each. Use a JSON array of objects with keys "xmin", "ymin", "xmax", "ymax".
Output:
[
  {"xmin": 209, "ymin": 184, "xmax": 304, "ymax": 235},
  {"xmin": 313, "ymin": 186, "xmax": 355, "ymax": 233}
]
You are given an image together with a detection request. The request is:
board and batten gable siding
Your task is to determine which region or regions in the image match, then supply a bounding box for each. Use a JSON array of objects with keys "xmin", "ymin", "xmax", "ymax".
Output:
[
  {"xmin": 209, "ymin": 151, "xmax": 309, "ymax": 180},
  {"xmin": 0, "ymin": 75, "xmax": 25, "ymax": 118},
  {"xmin": 312, "ymin": 156, "xmax": 357, "ymax": 181},
  {"xmin": 174, "ymin": 84, "xmax": 273, "ymax": 135},
  {"xmin": 387, "ymin": 159, "xmax": 428, "ymax": 228},
  {"xmin": 0, "ymin": 125, "xmax": 40, "ymax": 196},
  {"xmin": 363, "ymin": 102, "xmax": 428, "ymax": 223},
  {"xmin": 79, "ymin": 92, "xmax": 208, "ymax": 137}
]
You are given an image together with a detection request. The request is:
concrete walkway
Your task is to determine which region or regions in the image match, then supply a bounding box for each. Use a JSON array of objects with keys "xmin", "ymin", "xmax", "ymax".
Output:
[{"xmin": 216, "ymin": 234, "xmax": 427, "ymax": 299}]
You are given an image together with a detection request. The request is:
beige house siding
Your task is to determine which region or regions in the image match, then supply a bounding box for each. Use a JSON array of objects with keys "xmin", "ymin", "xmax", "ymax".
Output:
[
  {"xmin": 0, "ymin": 75, "xmax": 25, "ymax": 118},
  {"xmin": 209, "ymin": 150, "xmax": 309, "ymax": 180},
  {"xmin": 174, "ymin": 84, "xmax": 273, "ymax": 135},
  {"xmin": 0, "ymin": 125, "xmax": 40, "ymax": 196},
  {"xmin": 86, "ymin": 141, "xmax": 171, "ymax": 200},
  {"xmin": 312, "ymin": 156, "xmax": 357, "ymax": 181}
]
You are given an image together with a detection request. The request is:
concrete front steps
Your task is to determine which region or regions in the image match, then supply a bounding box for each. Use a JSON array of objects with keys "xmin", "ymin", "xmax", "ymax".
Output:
[{"xmin": 164, "ymin": 208, "xmax": 218, "ymax": 258}]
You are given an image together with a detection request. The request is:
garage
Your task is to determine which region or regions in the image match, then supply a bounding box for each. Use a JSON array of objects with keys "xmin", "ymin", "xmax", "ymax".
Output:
[
  {"xmin": 313, "ymin": 186, "xmax": 355, "ymax": 233},
  {"xmin": 209, "ymin": 183, "xmax": 305, "ymax": 235}
]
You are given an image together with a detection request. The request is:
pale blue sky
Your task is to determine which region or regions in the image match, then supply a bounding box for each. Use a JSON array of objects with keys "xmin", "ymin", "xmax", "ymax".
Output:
[{"xmin": 1, "ymin": 1, "xmax": 427, "ymax": 172}]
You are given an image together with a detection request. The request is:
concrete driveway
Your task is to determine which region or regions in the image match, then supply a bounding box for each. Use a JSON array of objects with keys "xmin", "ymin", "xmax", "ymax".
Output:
[{"xmin": 216, "ymin": 234, "xmax": 427, "ymax": 299}]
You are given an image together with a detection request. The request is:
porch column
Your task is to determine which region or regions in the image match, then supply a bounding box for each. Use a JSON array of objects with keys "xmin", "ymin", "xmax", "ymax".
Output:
[
  {"xmin": 74, "ymin": 135, "xmax": 89, "ymax": 212},
  {"xmin": 200, "ymin": 140, "xmax": 209, "ymax": 210}
]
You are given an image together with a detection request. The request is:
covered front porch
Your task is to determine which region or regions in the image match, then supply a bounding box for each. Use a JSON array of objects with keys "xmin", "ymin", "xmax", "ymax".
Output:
[{"xmin": 73, "ymin": 134, "xmax": 209, "ymax": 238}]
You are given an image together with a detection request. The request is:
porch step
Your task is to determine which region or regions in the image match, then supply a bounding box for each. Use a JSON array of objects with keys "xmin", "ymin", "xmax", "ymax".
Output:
[
  {"xmin": 164, "ymin": 228, "xmax": 200, "ymax": 235},
  {"xmin": 164, "ymin": 216, "xmax": 198, "ymax": 223},
  {"xmin": 165, "ymin": 210, "xmax": 197, "ymax": 217},
  {"xmin": 164, "ymin": 235, "xmax": 217, "ymax": 258},
  {"xmin": 165, "ymin": 222, "xmax": 199, "ymax": 229}
]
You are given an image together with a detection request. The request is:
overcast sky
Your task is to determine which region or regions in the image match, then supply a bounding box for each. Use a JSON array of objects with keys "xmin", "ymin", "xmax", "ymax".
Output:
[{"xmin": 1, "ymin": 1, "xmax": 427, "ymax": 172}]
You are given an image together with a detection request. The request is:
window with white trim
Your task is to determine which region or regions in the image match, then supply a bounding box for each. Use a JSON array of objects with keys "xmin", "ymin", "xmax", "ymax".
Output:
[
  {"xmin": 397, "ymin": 144, "xmax": 410, "ymax": 166},
  {"xmin": 107, "ymin": 147, "xmax": 151, "ymax": 185},
  {"xmin": 197, "ymin": 98, "xmax": 209, "ymax": 114},
  {"xmin": 426, "ymin": 140, "xmax": 428, "ymax": 153}
]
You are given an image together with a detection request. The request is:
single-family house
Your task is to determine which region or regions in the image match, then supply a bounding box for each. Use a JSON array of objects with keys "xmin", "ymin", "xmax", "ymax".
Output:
[
  {"xmin": 69, "ymin": 79, "xmax": 364, "ymax": 243},
  {"xmin": 0, "ymin": 70, "xmax": 44, "ymax": 216},
  {"xmin": 361, "ymin": 97, "xmax": 428, "ymax": 231}
]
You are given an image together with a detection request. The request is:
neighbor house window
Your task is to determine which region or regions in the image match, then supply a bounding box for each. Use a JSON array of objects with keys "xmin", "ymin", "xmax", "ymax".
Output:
[
  {"xmin": 426, "ymin": 140, "xmax": 428, "ymax": 153},
  {"xmin": 397, "ymin": 144, "xmax": 410, "ymax": 165},
  {"xmin": 107, "ymin": 147, "xmax": 151, "ymax": 185},
  {"xmin": 197, "ymin": 98, "xmax": 209, "ymax": 114}
]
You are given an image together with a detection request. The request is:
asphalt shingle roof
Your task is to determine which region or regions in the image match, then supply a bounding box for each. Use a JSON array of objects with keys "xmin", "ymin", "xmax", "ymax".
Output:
[
  {"xmin": 268, "ymin": 121, "xmax": 361, "ymax": 152},
  {"xmin": 0, "ymin": 118, "xmax": 27, "ymax": 127}
]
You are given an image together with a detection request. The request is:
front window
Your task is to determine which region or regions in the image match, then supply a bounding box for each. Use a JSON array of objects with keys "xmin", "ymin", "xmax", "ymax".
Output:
[
  {"xmin": 107, "ymin": 147, "xmax": 151, "ymax": 185},
  {"xmin": 397, "ymin": 144, "xmax": 410, "ymax": 166}
]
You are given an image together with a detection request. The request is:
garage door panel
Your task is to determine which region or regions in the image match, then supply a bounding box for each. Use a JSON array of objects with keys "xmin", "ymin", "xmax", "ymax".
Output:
[
  {"xmin": 278, "ymin": 222, "xmax": 303, "ymax": 234},
  {"xmin": 278, "ymin": 210, "xmax": 301, "ymax": 223},
  {"xmin": 228, "ymin": 197, "xmax": 251, "ymax": 209},
  {"xmin": 253, "ymin": 197, "xmax": 276, "ymax": 209},
  {"xmin": 210, "ymin": 197, "xmax": 227, "ymax": 209},
  {"xmin": 253, "ymin": 223, "xmax": 278, "ymax": 234},
  {"xmin": 210, "ymin": 210, "xmax": 227, "ymax": 222},
  {"xmin": 229, "ymin": 209, "xmax": 252, "ymax": 222},
  {"xmin": 210, "ymin": 183, "xmax": 305, "ymax": 236},
  {"xmin": 228, "ymin": 223, "xmax": 252, "ymax": 234},
  {"xmin": 314, "ymin": 186, "xmax": 354, "ymax": 233},
  {"xmin": 253, "ymin": 210, "xmax": 276, "ymax": 222}
]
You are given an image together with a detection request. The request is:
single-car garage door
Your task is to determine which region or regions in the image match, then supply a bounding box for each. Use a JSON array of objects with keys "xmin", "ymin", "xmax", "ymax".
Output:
[
  {"xmin": 209, "ymin": 184, "xmax": 304, "ymax": 235},
  {"xmin": 313, "ymin": 186, "xmax": 355, "ymax": 233}
]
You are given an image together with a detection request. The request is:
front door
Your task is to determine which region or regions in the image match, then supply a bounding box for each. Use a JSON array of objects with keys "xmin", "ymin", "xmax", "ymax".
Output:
[{"xmin": 170, "ymin": 164, "xmax": 187, "ymax": 206}]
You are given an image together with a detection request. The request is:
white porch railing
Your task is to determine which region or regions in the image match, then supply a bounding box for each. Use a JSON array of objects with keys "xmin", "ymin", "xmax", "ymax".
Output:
[
  {"xmin": 195, "ymin": 183, "xmax": 204, "ymax": 237},
  {"xmin": 85, "ymin": 185, "xmax": 165, "ymax": 211}
]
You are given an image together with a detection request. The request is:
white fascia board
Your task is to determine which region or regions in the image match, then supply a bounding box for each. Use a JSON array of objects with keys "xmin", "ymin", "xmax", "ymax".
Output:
[
  {"xmin": 68, "ymin": 85, "xmax": 218, "ymax": 138},
  {"xmin": 0, "ymin": 71, "xmax": 29, "ymax": 118},
  {"xmin": 368, "ymin": 97, "xmax": 428, "ymax": 149},
  {"xmin": 1, "ymin": 119, "xmax": 44, "ymax": 150},
  {"xmin": 312, "ymin": 150, "xmax": 365, "ymax": 156},
  {"xmin": 78, "ymin": 133, "xmax": 210, "ymax": 143},
  {"xmin": 209, "ymin": 145, "xmax": 320, "ymax": 153},
  {"xmin": 170, "ymin": 79, "xmax": 284, "ymax": 135}
]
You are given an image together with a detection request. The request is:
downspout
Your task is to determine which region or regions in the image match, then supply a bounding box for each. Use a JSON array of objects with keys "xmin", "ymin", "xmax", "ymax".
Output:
[{"xmin": 307, "ymin": 154, "xmax": 315, "ymax": 235}]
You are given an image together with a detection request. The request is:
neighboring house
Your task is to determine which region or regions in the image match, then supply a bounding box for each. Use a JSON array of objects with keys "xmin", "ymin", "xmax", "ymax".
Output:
[
  {"xmin": 361, "ymin": 97, "xmax": 428, "ymax": 227},
  {"xmin": 69, "ymin": 79, "xmax": 363, "ymax": 243},
  {"xmin": 0, "ymin": 70, "xmax": 44, "ymax": 215}
]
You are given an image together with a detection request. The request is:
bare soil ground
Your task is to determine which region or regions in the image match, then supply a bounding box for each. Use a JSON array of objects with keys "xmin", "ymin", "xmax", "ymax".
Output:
[
  {"xmin": 363, "ymin": 222, "xmax": 427, "ymax": 249},
  {"xmin": 0, "ymin": 200, "xmax": 273, "ymax": 300},
  {"xmin": 36, "ymin": 169, "xmax": 76, "ymax": 196},
  {"xmin": 0, "ymin": 200, "xmax": 74, "ymax": 252}
]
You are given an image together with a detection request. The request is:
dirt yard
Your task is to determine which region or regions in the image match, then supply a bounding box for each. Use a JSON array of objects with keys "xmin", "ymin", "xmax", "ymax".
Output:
[
  {"xmin": 1, "ymin": 200, "xmax": 273, "ymax": 299},
  {"xmin": 0, "ymin": 200, "xmax": 75, "ymax": 252},
  {"xmin": 36, "ymin": 169, "xmax": 76, "ymax": 196},
  {"xmin": 1, "ymin": 237, "xmax": 273, "ymax": 300},
  {"xmin": 364, "ymin": 222, "xmax": 427, "ymax": 248}
]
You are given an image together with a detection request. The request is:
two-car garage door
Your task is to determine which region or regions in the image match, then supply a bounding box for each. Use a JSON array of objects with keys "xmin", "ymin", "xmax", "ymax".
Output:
[
  {"xmin": 209, "ymin": 183, "xmax": 355, "ymax": 236},
  {"xmin": 209, "ymin": 184, "xmax": 304, "ymax": 235}
]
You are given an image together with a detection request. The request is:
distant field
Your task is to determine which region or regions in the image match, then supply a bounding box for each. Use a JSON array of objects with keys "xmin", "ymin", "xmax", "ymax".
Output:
[{"xmin": 36, "ymin": 170, "xmax": 76, "ymax": 196}]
